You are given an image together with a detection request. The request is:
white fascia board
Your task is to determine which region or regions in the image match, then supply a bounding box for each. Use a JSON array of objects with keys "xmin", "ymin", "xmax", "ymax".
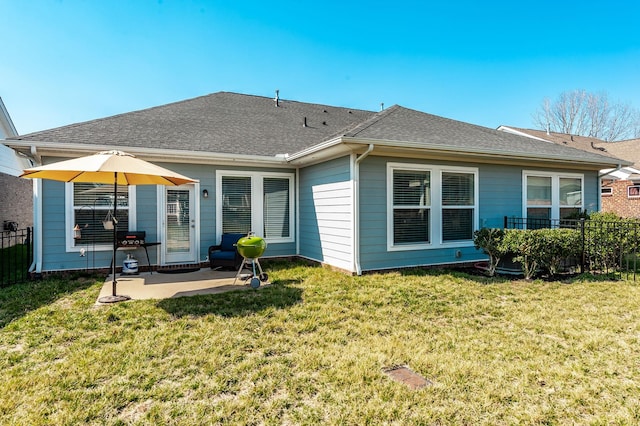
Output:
[
  {"xmin": 600, "ymin": 166, "xmax": 640, "ymax": 180},
  {"xmin": 0, "ymin": 97, "xmax": 18, "ymax": 137},
  {"xmin": 0, "ymin": 144, "xmax": 32, "ymax": 176},
  {"xmin": 286, "ymin": 135, "xmax": 624, "ymax": 169},
  {"xmin": 496, "ymin": 126, "xmax": 553, "ymax": 143},
  {"xmin": 338, "ymin": 137, "xmax": 629, "ymax": 169},
  {"xmin": 4, "ymin": 140, "xmax": 290, "ymax": 168},
  {"xmin": 284, "ymin": 136, "xmax": 344, "ymax": 161}
]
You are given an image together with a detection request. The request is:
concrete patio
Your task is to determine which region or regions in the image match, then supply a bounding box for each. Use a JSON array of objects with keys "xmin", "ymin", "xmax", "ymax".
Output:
[{"xmin": 96, "ymin": 268, "xmax": 265, "ymax": 304}]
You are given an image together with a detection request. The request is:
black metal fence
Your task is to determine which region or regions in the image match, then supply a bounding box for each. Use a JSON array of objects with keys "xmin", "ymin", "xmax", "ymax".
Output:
[
  {"xmin": 504, "ymin": 217, "xmax": 639, "ymax": 280},
  {"xmin": 1, "ymin": 227, "xmax": 33, "ymax": 287}
]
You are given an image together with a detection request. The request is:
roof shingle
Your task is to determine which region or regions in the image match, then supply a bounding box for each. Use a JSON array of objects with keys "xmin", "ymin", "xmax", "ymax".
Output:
[
  {"xmin": 11, "ymin": 92, "xmax": 375, "ymax": 157},
  {"xmin": 8, "ymin": 92, "xmax": 623, "ymax": 167}
]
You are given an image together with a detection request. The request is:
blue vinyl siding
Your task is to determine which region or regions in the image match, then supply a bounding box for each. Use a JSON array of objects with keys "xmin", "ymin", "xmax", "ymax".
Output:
[
  {"xmin": 134, "ymin": 185, "xmax": 159, "ymax": 264},
  {"xmin": 358, "ymin": 157, "xmax": 479, "ymax": 271},
  {"xmin": 36, "ymin": 154, "xmax": 602, "ymax": 274},
  {"xmin": 38, "ymin": 161, "xmax": 296, "ymax": 272},
  {"xmin": 357, "ymin": 157, "xmax": 601, "ymax": 272},
  {"xmin": 298, "ymin": 156, "xmax": 352, "ymax": 265},
  {"xmin": 41, "ymin": 179, "xmax": 71, "ymax": 271},
  {"xmin": 583, "ymin": 170, "xmax": 599, "ymax": 213}
]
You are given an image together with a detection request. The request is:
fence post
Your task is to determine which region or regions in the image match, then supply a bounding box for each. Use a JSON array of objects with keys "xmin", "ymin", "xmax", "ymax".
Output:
[
  {"xmin": 580, "ymin": 218, "xmax": 586, "ymax": 274},
  {"xmin": 27, "ymin": 227, "xmax": 32, "ymax": 277}
]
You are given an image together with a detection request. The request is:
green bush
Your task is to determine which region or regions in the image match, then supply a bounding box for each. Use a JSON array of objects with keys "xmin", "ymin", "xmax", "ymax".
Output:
[
  {"xmin": 473, "ymin": 228, "xmax": 506, "ymax": 276},
  {"xmin": 534, "ymin": 228, "xmax": 581, "ymax": 275},
  {"xmin": 583, "ymin": 212, "xmax": 640, "ymax": 272},
  {"xmin": 501, "ymin": 229, "xmax": 539, "ymax": 280},
  {"xmin": 475, "ymin": 227, "xmax": 582, "ymax": 279}
]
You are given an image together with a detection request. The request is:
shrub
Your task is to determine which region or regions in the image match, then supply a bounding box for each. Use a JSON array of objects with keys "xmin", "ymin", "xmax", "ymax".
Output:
[
  {"xmin": 583, "ymin": 212, "xmax": 640, "ymax": 272},
  {"xmin": 534, "ymin": 228, "xmax": 581, "ymax": 276},
  {"xmin": 502, "ymin": 229, "xmax": 539, "ymax": 279},
  {"xmin": 500, "ymin": 228, "xmax": 581, "ymax": 279},
  {"xmin": 473, "ymin": 228, "xmax": 506, "ymax": 276}
]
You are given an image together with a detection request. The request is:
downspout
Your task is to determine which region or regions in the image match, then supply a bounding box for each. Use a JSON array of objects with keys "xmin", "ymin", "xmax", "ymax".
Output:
[
  {"xmin": 28, "ymin": 145, "xmax": 42, "ymax": 274},
  {"xmin": 296, "ymin": 168, "xmax": 300, "ymax": 257},
  {"xmin": 30, "ymin": 177, "xmax": 42, "ymax": 274},
  {"xmin": 599, "ymin": 164, "xmax": 623, "ymax": 179},
  {"xmin": 30, "ymin": 145, "xmax": 42, "ymax": 165},
  {"xmin": 353, "ymin": 144, "xmax": 374, "ymax": 275}
]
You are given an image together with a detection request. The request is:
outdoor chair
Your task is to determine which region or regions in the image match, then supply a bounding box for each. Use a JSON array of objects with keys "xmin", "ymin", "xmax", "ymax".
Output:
[{"xmin": 209, "ymin": 233, "xmax": 245, "ymax": 270}]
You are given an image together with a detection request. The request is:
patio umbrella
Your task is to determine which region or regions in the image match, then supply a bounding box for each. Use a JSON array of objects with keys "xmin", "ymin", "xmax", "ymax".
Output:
[{"xmin": 21, "ymin": 150, "xmax": 198, "ymax": 303}]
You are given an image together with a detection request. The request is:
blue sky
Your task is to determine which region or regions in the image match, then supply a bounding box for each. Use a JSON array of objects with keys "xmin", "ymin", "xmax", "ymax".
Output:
[{"xmin": 2, "ymin": 0, "xmax": 640, "ymax": 135}]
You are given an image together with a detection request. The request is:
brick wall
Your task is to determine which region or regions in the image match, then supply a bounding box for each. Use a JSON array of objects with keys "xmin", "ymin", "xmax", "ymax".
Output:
[
  {"xmin": 0, "ymin": 173, "xmax": 32, "ymax": 230},
  {"xmin": 601, "ymin": 179, "xmax": 640, "ymax": 219}
]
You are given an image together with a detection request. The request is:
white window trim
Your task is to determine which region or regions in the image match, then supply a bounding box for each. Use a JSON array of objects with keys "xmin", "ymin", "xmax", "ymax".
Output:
[
  {"xmin": 65, "ymin": 183, "xmax": 137, "ymax": 252},
  {"xmin": 628, "ymin": 184, "xmax": 640, "ymax": 199},
  {"xmin": 386, "ymin": 162, "xmax": 479, "ymax": 251},
  {"xmin": 215, "ymin": 170, "xmax": 295, "ymax": 244},
  {"xmin": 522, "ymin": 170, "xmax": 584, "ymax": 220}
]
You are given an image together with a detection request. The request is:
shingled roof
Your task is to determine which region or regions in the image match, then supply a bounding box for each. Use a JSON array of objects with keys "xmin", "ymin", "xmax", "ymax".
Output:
[
  {"xmin": 600, "ymin": 138, "xmax": 640, "ymax": 169},
  {"xmin": 498, "ymin": 126, "xmax": 619, "ymax": 157},
  {"xmin": 343, "ymin": 107, "xmax": 625, "ymax": 165},
  {"xmin": 6, "ymin": 92, "xmax": 625, "ymax": 167},
  {"xmin": 9, "ymin": 92, "xmax": 375, "ymax": 157}
]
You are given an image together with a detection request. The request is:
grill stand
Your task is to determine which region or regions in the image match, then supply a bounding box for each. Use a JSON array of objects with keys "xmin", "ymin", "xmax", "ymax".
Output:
[{"xmin": 234, "ymin": 257, "xmax": 268, "ymax": 288}]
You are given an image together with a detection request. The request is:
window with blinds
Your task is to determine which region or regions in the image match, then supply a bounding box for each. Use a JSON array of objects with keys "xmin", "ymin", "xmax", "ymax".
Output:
[
  {"xmin": 388, "ymin": 163, "xmax": 478, "ymax": 250},
  {"xmin": 392, "ymin": 170, "xmax": 431, "ymax": 244},
  {"xmin": 264, "ymin": 177, "xmax": 290, "ymax": 239},
  {"xmin": 221, "ymin": 176, "xmax": 252, "ymax": 234},
  {"xmin": 218, "ymin": 172, "xmax": 294, "ymax": 242},
  {"xmin": 73, "ymin": 183, "xmax": 129, "ymax": 245},
  {"xmin": 442, "ymin": 172, "xmax": 474, "ymax": 241}
]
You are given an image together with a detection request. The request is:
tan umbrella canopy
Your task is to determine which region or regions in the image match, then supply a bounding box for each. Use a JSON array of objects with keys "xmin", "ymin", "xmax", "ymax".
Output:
[{"xmin": 21, "ymin": 150, "xmax": 198, "ymax": 303}]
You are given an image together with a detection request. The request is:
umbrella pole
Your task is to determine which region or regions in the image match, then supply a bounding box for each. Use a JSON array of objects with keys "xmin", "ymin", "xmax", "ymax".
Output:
[
  {"xmin": 99, "ymin": 171, "xmax": 130, "ymax": 303},
  {"xmin": 112, "ymin": 171, "xmax": 118, "ymax": 294}
]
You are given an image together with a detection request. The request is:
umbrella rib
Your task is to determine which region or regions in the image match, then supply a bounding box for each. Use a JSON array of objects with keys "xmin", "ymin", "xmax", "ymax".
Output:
[{"xmin": 67, "ymin": 171, "xmax": 88, "ymax": 182}]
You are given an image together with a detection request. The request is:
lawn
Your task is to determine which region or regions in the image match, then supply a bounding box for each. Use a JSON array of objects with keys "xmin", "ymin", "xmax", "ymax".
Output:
[{"xmin": 2, "ymin": 262, "xmax": 640, "ymax": 425}]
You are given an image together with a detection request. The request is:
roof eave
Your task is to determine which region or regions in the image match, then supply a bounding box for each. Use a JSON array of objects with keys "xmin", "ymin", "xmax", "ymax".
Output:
[
  {"xmin": 0, "ymin": 97, "xmax": 18, "ymax": 137},
  {"xmin": 287, "ymin": 136, "xmax": 631, "ymax": 169},
  {"xmin": 5, "ymin": 140, "xmax": 290, "ymax": 168}
]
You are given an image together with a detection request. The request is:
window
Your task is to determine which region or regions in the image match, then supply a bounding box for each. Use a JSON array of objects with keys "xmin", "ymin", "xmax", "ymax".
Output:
[
  {"xmin": 387, "ymin": 163, "xmax": 478, "ymax": 250},
  {"xmin": 66, "ymin": 183, "xmax": 136, "ymax": 251},
  {"xmin": 263, "ymin": 177, "xmax": 291, "ymax": 239},
  {"xmin": 523, "ymin": 171, "xmax": 583, "ymax": 226},
  {"xmin": 221, "ymin": 176, "xmax": 252, "ymax": 234},
  {"xmin": 392, "ymin": 170, "xmax": 431, "ymax": 244},
  {"xmin": 216, "ymin": 171, "xmax": 294, "ymax": 242},
  {"xmin": 629, "ymin": 185, "xmax": 640, "ymax": 198},
  {"xmin": 601, "ymin": 186, "xmax": 613, "ymax": 196},
  {"xmin": 442, "ymin": 172, "xmax": 475, "ymax": 241}
]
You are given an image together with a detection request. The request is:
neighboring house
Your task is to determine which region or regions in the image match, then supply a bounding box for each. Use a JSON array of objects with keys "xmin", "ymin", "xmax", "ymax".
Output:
[
  {"xmin": 0, "ymin": 96, "xmax": 33, "ymax": 231},
  {"xmin": 498, "ymin": 126, "xmax": 640, "ymax": 218},
  {"xmin": 597, "ymin": 138, "xmax": 640, "ymax": 218},
  {"xmin": 4, "ymin": 92, "xmax": 626, "ymax": 275}
]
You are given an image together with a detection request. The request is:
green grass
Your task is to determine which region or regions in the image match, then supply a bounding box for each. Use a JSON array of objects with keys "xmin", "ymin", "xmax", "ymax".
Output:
[{"xmin": 2, "ymin": 263, "xmax": 640, "ymax": 425}]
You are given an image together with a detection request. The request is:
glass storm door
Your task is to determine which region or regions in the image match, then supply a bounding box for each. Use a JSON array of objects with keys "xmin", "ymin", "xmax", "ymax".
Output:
[{"xmin": 164, "ymin": 186, "xmax": 196, "ymax": 263}]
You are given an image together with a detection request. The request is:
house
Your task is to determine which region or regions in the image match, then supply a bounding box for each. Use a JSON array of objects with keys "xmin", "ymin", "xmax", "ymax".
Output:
[
  {"xmin": 596, "ymin": 138, "xmax": 640, "ymax": 218},
  {"xmin": 498, "ymin": 126, "xmax": 640, "ymax": 218},
  {"xmin": 4, "ymin": 92, "xmax": 627, "ymax": 275},
  {"xmin": 0, "ymin": 96, "xmax": 33, "ymax": 232}
]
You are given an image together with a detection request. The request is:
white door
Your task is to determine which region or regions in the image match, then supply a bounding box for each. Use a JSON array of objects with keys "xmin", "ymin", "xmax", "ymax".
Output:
[{"xmin": 163, "ymin": 185, "xmax": 197, "ymax": 264}]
